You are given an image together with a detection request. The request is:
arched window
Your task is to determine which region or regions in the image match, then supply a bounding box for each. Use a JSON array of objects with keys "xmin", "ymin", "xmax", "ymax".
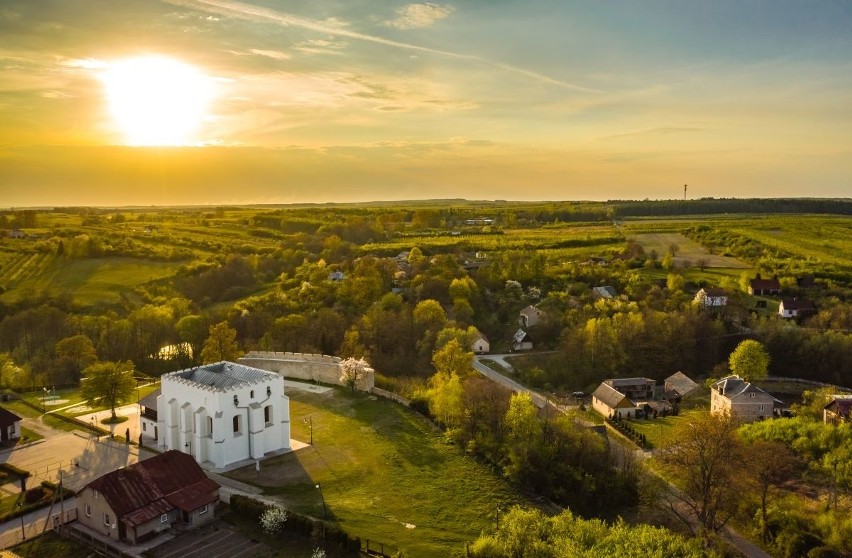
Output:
[
  {"xmin": 264, "ymin": 405, "xmax": 272, "ymax": 425},
  {"xmin": 232, "ymin": 414, "xmax": 241, "ymax": 434}
]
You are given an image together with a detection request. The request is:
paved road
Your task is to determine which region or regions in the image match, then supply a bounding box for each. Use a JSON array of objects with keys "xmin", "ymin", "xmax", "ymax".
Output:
[{"xmin": 473, "ymin": 355, "xmax": 548, "ymax": 408}]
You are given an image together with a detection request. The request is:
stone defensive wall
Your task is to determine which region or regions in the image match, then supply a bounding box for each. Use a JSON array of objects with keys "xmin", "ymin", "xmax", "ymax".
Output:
[{"xmin": 238, "ymin": 351, "xmax": 375, "ymax": 392}]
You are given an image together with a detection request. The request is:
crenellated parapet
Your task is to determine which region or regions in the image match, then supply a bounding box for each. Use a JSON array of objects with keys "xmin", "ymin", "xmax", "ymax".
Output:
[{"xmin": 238, "ymin": 351, "xmax": 374, "ymax": 391}]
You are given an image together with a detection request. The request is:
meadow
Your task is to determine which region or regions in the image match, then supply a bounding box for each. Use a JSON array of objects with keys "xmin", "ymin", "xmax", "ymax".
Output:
[{"xmin": 226, "ymin": 386, "xmax": 540, "ymax": 557}]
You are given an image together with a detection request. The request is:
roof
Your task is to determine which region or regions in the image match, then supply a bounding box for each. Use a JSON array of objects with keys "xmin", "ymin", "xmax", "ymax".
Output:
[
  {"xmin": 665, "ymin": 371, "xmax": 700, "ymax": 397},
  {"xmin": 87, "ymin": 450, "xmax": 219, "ymax": 527},
  {"xmin": 604, "ymin": 377, "xmax": 654, "ymax": 389},
  {"xmin": 750, "ymin": 278, "xmax": 780, "ymax": 290},
  {"xmin": 164, "ymin": 361, "xmax": 278, "ymax": 391},
  {"xmin": 472, "ymin": 330, "xmax": 489, "ymax": 343},
  {"xmin": 519, "ymin": 305, "xmax": 540, "ymax": 317},
  {"xmin": 701, "ymin": 287, "xmax": 728, "ymax": 297},
  {"xmin": 824, "ymin": 396, "xmax": 852, "ymax": 419},
  {"xmin": 781, "ymin": 298, "xmax": 815, "ymax": 311},
  {"xmin": 0, "ymin": 406, "xmax": 22, "ymax": 427},
  {"xmin": 712, "ymin": 375, "xmax": 771, "ymax": 400},
  {"xmin": 592, "ymin": 286, "xmax": 617, "ymax": 298},
  {"xmin": 138, "ymin": 388, "xmax": 160, "ymax": 410},
  {"xmin": 513, "ymin": 329, "xmax": 528, "ymax": 343},
  {"xmin": 592, "ymin": 382, "xmax": 633, "ymax": 409}
]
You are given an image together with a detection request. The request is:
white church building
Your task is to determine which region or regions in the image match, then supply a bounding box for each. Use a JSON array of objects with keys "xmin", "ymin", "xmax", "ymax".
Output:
[{"xmin": 156, "ymin": 361, "xmax": 291, "ymax": 470}]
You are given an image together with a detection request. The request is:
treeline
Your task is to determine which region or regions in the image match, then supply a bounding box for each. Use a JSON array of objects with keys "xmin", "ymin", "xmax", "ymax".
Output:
[{"xmin": 611, "ymin": 197, "xmax": 852, "ymax": 217}]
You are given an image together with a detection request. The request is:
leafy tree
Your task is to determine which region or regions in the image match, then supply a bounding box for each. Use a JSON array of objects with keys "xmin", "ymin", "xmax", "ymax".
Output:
[
  {"xmin": 200, "ymin": 321, "xmax": 242, "ymax": 364},
  {"xmin": 468, "ymin": 506, "xmax": 717, "ymax": 558},
  {"xmin": 55, "ymin": 334, "xmax": 98, "ymax": 382},
  {"xmin": 338, "ymin": 327, "xmax": 368, "ymax": 359},
  {"xmin": 503, "ymin": 393, "xmax": 543, "ymax": 485},
  {"xmin": 426, "ymin": 369, "xmax": 463, "ymax": 428},
  {"xmin": 176, "ymin": 315, "xmax": 208, "ymax": 364},
  {"xmin": 660, "ymin": 412, "xmax": 745, "ymax": 538},
  {"xmin": 339, "ymin": 357, "xmax": 370, "ymax": 391},
  {"xmin": 729, "ymin": 339, "xmax": 770, "ymax": 381},
  {"xmin": 431, "ymin": 338, "xmax": 473, "ymax": 378},
  {"xmin": 81, "ymin": 361, "xmax": 136, "ymax": 421},
  {"xmin": 743, "ymin": 440, "xmax": 803, "ymax": 541}
]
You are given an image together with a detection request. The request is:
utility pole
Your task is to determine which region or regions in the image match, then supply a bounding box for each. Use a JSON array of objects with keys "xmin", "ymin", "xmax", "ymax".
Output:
[{"xmin": 684, "ymin": 184, "xmax": 687, "ymax": 200}]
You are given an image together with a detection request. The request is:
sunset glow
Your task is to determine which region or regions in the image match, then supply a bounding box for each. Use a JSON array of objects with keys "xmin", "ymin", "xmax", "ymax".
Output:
[{"xmin": 101, "ymin": 56, "xmax": 214, "ymax": 146}]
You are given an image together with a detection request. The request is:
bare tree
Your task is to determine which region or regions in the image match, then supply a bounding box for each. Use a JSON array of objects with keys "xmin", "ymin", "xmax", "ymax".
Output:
[{"xmin": 659, "ymin": 412, "xmax": 745, "ymax": 538}]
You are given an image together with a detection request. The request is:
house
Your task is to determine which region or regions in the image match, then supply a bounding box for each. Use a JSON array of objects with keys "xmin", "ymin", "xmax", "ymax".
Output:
[
  {"xmin": 139, "ymin": 389, "xmax": 160, "ymax": 444},
  {"xmin": 694, "ymin": 287, "xmax": 728, "ymax": 307},
  {"xmin": 518, "ymin": 305, "xmax": 543, "ymax": 328},
  {"xmin": 591, "ymin": 383, "xmax": 638, "ymax": 419},
  {"xmin": 0, "ymin": 407, "xmax": 21, "ymax": 443},
  {"xmin": 76, "ymin": 450, "xmax": 219, "ymax": 544},
  {"xmin": 748, "ymin": 278, "xmax": 780, "ymax": 296},
  {"xmin": 512, "ymin": 329, "xmax": 533, "ymax": 351},
  {"xmin": 664, "ymin": 371, "xmax": 700, "ymax": 401},
  {"xmin": 603, "ymin": 377, "xmax": 655, "ymax": 401},
  {"xmin": 471, "ymin": 330, "xmax": 490, "ymax": 354},
  {"xmin": 592, "ymin": 286, "xmax": 618, "ymax": 299},
  {"xmin": 328, "ymin": 271, "xmax": 345, "ymax": 281},
  {"xmin": 778, "ymin": 298, "xmax": 815, "ymax": 319},
  {"xmin": 157, "ymin": 361, "xmax": 290, "ymax": 470},
  {"xmin": 710, "ymin": 375, "xmax": 775, "ymax": 422},
  {"xmin": 823, "ymin": 395, "xmax": 852, "ymax": 425},
  {"xmin": 7, "ymin": 229, "xmax": 25, "ymax": 239}
]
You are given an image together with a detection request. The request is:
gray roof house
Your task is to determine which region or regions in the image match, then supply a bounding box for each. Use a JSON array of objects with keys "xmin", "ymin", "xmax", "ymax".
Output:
[
  {"xmin": 664, "ymin": 371, "xmax": 700, "ymax": 400},
  {"xmin": 710, "ymin": 375, "xmax": 775, "ymax": 422}
]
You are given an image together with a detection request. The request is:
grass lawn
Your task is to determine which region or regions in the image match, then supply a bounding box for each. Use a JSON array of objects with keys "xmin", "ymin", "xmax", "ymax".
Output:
[
  {"xmin": 10, "ymin": 530, "xmax": 93, "ymax": 558},
  {"xmin": 0, "ymin": 400, "xmax": 79, "ymax": 433},
  {"xmin": 624, "ymin": 406, "xmax": 707, "ymax": 450},
  {"xmin": 226, "ymin": 387, "xmax": 541, "ymax": 557},
  {"xmin": 629, "ymin": 232, "xmax": 748, "ymax": 269}
]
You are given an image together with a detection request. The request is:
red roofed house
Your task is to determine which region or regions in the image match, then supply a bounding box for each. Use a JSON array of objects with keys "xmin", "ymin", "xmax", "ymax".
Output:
[
  {"xmin": 76, "ymin": 450, "xmax": 219, "ymax": 544},
  {"xmin": 778, "ymin": 298, "xmax": 816, "ymax": 319}
]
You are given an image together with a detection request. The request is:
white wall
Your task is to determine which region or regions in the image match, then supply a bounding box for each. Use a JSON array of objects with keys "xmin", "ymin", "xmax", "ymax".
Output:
[{"xmin": 157, "ymin": 373, "xmax": 290, "ymax": 470}]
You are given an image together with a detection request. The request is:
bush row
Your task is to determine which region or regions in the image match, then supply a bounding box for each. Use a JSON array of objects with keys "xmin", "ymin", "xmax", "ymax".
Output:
[{"xmin": 230, "ymin": 494, "xmax": 361, "ymax": 552}]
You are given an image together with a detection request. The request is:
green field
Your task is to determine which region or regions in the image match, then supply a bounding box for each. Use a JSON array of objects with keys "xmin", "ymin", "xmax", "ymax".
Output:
[
  {"xmin": 629, "ymin": 232, "xmax": 748, "ymax": 269},
  {"xmin": 226, "ymin": 386, "xmax": 539, "ymax": 557}
]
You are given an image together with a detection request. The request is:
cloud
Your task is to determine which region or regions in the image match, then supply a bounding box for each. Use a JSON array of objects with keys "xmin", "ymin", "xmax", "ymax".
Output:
[
  {"xmin": 247, "ymin": 49, "xmax": 290, "ymax": 60},
  {"xmin": 167, "ymin": 0, "xmax": 598, "ymax": 92},
  {"xmin": 385, "ymin": 3, "xmax": 454, "ymax": 30},
  {"xmin": 594, "ymin": 127, "xmax": 707, "ymax": 141}
]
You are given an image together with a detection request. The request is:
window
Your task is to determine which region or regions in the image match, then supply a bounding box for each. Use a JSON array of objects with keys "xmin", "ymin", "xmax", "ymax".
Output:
[
  {"xmin": 160, "ymin": 513, "xmax": 168, "ymax": 524},
  {"xmin": 85, "ymin": 503, "xmax": 91, "ymax": 517},
  {"xmin": 264, "ymin": 405, "xmax": 272, "ymax": 425},
  {"xmin": 104, "ymin": 513, "xmax": 111, "ymax": 527},
  {"xmin": 759, "ymin": 405, "xmax": 765, "ymax": 412},
  {"xmin": 207, "ymin": 416, "xmax": 213, "ymax": 437},
  {"xmin": 233, "ymin": 414, "xmax": 241, "ymax": 434},
  {"xmin": 142, "ymin": 422, "xmax": 147, "ymax": 432},
  {"xmin": 199, "ymin": 504, "xmax": 208, "ymax": 515},
  {"xmin": 250, "ymin": 390, "xmax": 255, "ymax": 399},
  {"xmin": 749, "ymin": 393, "xmax": 756, "ymax": 398}
]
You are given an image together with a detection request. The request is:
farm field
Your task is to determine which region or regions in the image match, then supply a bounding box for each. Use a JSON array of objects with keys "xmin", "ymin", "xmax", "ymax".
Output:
[
  {"xmin": 629, "ymin": 232, "xmax": 747, "ymax": 269},
  {"xmin": 226, "ymin": 386, "xmax": 539, "ymax": 557},
  {"xmin": 0, "ymin": 256, "xmax": 180, "ymax": 306}
]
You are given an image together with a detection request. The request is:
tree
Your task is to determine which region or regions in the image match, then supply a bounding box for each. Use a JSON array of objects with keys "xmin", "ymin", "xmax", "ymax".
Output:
[
  {"xmin": 431, "ymin": 338, "xmax": 473, "ymax": 378},
  {"xmin": 176, "ymin": 315, "xmax": 208, "ymax": 364},
  {"xmin": 743, "ymin": 440, "xmax": 802, "ymax": 541},
  {"xmin": 426, "ymin": 369, "xmax": 463, "ymax": 428},
  {"xmin": 55, "ymin": 335, "xmax": 98, "ymax": 383},
  {"xmin": 729, "ymin": 339, "xmax": 770, "ymax": 381},
  {"xmin": 503, "ymin": 393, "xmax": 543, "ymax": 485},
  {"xmin": 81, "ymin": 361, "xmax": 136, "ymax": 421},
  {"xmin": 339, "ymin": 357, "xmax": 370, "ymax": 391},
  {"xmin": 200, "ymin": 321, "xmax": 242, "ymax": 364},
  {"xmin": 660, "ymin": 412, "xmax": 746, "ymax": 537}
]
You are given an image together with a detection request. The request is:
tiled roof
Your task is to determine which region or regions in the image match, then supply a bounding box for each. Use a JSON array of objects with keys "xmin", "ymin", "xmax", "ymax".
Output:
[
  {"xmin": 750, "ymin": 279, "xmax": 780, "ymax": 290},
  {"xmin": 781, "ymin": 299, "xmax": 815, "ymax": 311},
  {"xmin": 166, "ymin": 361, "xmax": 278, "ymax": 391},
  {"xmin": 592, "ymin": 382, "xmax": 632, "ymax": 409},
  {"xmin": 712, "ymin": 375, "xmax": 770, "ymax": 400},
  {"xmin": 86, "ymin": 450, "xmax": 219, "ymax": 527},
  {"xmin": 138, "ymin": 389, "xmax": 160, "ymax": 410},
  {"xmin": 665, "ymin": 371, "xmax": 699, "ymax": 397}
]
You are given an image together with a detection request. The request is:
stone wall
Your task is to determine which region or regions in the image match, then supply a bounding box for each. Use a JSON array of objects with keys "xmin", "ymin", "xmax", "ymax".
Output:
[{"xmin": 239, "ymin": 352, "xmax": 375, "ymax": 392}]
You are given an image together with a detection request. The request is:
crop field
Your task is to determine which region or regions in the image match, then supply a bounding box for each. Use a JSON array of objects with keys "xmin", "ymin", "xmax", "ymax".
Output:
[
  {"xmin": 0, "ymin": 256, "xmax": 180, "ymax": 305},
  {"xmin": 629, "ymin": 232, "xmax": 748, "ymax": 268},
  {"xmin": 227, "ymin": 386, "xmax": 538, "ymax": 557}
]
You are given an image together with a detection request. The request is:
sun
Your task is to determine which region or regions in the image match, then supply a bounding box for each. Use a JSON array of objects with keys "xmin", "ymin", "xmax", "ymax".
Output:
[{"xmin": 102, "ymin": 56, "xmax": 214, "ymax": 146}]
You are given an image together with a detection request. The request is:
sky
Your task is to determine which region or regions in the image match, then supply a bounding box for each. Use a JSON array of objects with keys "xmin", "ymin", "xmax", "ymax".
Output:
[{"xmin": 1, "ymin": 0, "xmax": 851, "ymax": 206}]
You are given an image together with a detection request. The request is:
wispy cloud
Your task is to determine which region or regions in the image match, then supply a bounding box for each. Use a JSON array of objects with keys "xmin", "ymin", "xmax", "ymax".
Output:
[
  {"xmin": 594, "ymin": 127, "xmax": 707, "ymax": 141},
  {"xmin": 384, "ymin": 3, "xmax": 454, "ymax": 30},
  {"xmin": 166, "ymin": 0, "xmax": 600, "ymax": 93}
]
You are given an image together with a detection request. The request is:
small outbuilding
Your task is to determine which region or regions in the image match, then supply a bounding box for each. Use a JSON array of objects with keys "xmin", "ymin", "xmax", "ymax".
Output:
[
  {"xmin": 824, "ymin": 395, "xmax": 852, "ymax": 425},
  {"xmin": 664, "ymin": 371, "xmax": 700, "ymax": 401},
  {"xmin": 471, "ymin": 330, "xmax": 490, "ymax": 354},
  {"xmin": 0, "ymin": 406, "xmax": 22, "ymax": 443}
]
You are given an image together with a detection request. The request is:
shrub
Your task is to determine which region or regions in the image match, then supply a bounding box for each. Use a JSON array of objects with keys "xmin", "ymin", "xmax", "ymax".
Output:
[
  {"xmin": 24, "ymin": 487, "xmax": 44, "ymax": 504},
  {"xmin": 260, "ymin": 505, "xmax": 288, "ymax": 535}
]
